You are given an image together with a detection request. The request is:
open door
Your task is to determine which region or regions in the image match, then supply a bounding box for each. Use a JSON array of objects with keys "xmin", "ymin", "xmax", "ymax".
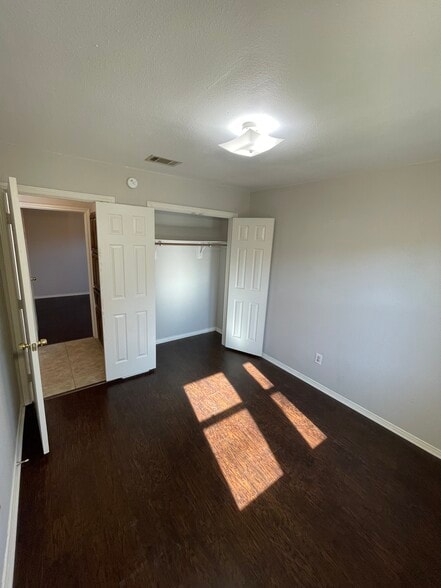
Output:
[
  {"xmin": 2, "ymin": 178, "xmax": 49, "ymax": 453},
  {"xmin": 224, "ymin": 218, "xmax": 274, "ymax": 356},
  {"xmin": 96, "ymin": 202, "xmax": 156, "ymax": 380}
]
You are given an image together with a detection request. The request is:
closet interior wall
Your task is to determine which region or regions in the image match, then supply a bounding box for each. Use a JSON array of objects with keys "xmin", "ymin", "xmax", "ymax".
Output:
[{"xmin": 155, "ymin": 211, "xmax": 228, "ymax": 343}]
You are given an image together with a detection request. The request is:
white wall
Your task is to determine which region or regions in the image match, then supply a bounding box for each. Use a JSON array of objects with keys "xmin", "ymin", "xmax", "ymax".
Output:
[
  {"xmin": 0, "ymin": 258, "xmax": 21, "ymax": 585},
  {"xmin": 22, "ymin": 209, "xmax": 89, "ymax": 298},
  {"xmin": 0, "ymin": 143, "xmax": 250, "ymax": 215},
  {"xmin": 250, "ymin": 160, "xmax": 441, "ymax": 452},
  {"xmin": 156, "ymin": 246, "xmax": 224, "ymax": 341}
]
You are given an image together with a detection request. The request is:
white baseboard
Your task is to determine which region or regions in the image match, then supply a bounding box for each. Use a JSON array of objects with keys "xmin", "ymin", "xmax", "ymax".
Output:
[
  {"xmin": 215, "ymin": 327, "xmax": 223, "ymax": 335},
  {"xmin": 156, "ymin": 327, "xmax": 219, "ymax": 345},
  {"xmin": 262, "ymin": 353, "xmax": 441, "ymax": 460},
  {"xmin": 2, "ymin": 405, "xmax": 25, "ymax": 588}
]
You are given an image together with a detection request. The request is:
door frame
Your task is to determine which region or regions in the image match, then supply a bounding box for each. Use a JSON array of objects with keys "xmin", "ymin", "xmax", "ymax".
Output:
[
  {"xmin": 16, "ymin": 186, "xmax": 115, "ymax": 343},
  {"xmin": 1, "ymin": 184, "xmax": 115, "ymax": 402},
  {"xmin": 147, "ymin": 200, "xmax": 238, "ymax": 219},
  {"xmin": 0, "ymin": 194, "xmax": 31, "ymax": 405},
  {"xmin": 0, "ymin": 182, "xmax": 115, "ymax": 205},
  {"xmin": 20, "ymin": 196, "xmax": 99, "ymax": 340},
  {"xmin": 0, "ymin": 182, "xmax": 116, "ymax": 204}
]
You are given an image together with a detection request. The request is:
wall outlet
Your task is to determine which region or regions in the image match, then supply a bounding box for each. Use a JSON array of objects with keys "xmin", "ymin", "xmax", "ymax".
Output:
[{"xmin": 314, "ymin": 353, "xmax": 323, "ymax": 365}]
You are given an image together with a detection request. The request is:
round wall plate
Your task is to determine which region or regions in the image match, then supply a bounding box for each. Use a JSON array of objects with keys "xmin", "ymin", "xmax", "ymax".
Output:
[{"xmin": 127, "ymin": 177, "xmax": 138, "ymax": 189}]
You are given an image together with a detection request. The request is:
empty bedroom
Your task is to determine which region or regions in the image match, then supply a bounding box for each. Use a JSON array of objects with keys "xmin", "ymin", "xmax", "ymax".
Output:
[{"xmin": 0, "ymin": 1, "xmax": 440, "ymax": 587}]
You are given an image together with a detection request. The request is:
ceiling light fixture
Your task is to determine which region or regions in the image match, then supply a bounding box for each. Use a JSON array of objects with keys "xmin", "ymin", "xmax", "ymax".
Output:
[
  {"xmin": 228, "ymin": 114, "xmax": 280, "ymax": 136},
  {"xmin": 219, "ymin": 118, "xmax": 284, "ymax": 158}
]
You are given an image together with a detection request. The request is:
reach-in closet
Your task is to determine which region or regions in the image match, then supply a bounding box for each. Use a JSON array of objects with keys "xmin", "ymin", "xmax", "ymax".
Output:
[{"xmin": 154, "ymin": 210, "xmax": 228, "ymax": 344}]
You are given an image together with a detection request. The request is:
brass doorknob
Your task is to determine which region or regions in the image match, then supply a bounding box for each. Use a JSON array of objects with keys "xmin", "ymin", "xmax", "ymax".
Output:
[{"xmin": 18, "ymin": 339, "xmax": 47, "ymax": 351}]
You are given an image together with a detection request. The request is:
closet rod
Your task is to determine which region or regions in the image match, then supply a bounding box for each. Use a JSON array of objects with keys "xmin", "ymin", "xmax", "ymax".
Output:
[{"xmin": 155, "ymin": 239, "xmax": 227, "ymax": 247}]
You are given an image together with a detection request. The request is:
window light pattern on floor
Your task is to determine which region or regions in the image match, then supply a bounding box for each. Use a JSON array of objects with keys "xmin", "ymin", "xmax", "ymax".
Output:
[
  {"xmin": 203, "ymin": 408, "xmax": 283, "ymax": 510},
  {"xmin": 184, "ymin": 372, "xmax": 283, "ymax": 509},
  {"xmin": 184, "ymin": 372, "xmax": 242, "ymax": 422},
  {"xmin": 270, "ymin": 391, "xmax": 327, "ymax": 449},
  {"xmin": 242, "ymin": 361, "xmax": 274, "ymax": 390},
  {"xmin": 242, "ymin": 362, "xmax": 327, "ymax": 449}
]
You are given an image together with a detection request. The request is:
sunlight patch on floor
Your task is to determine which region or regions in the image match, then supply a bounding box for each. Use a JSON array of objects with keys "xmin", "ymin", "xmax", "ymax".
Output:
[
  {"xmin": 184, "ymin": 372, "xmax": 242, "ymax": 423},
  {"xmin": 270, "ymin": 391, "xmax": 327, "ymax": 449},
  {"xmin": 242, "ymin": 362, "xmax": 274, "ymax": 390},
  {"xmin": 204, "ymin": 408, "xmax": 283, "ymax": 509}
]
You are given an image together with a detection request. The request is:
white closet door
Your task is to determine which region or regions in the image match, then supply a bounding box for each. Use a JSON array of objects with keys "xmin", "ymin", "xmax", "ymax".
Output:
[
  {"xmin": 224, "ymin": 218, "xmax": 274, "ymax": 356},
  {"xmin": 96, "ymin": 202, "xmax": 156, "ymax": 380}
]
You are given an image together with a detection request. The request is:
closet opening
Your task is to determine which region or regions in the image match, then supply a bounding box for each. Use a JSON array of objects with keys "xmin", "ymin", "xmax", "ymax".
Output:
[
  {"xmin": 20, "ymin": 196, "xmax": 105, "ymax": 398},
  {"xmin": 154, "ymin": 210, "xmax": 228, "ymax": 346}
]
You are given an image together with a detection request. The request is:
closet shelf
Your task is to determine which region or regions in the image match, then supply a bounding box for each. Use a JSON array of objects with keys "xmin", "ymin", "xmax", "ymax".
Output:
[{"xmin": 155, "ymin": 239, "xmax": 227, "ymax": 247}]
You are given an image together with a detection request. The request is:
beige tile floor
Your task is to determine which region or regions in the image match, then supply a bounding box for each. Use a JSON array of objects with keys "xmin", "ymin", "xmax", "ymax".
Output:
[{"xmin": 39, "ymin": 337, "xmax": 105, "ymax": 398}]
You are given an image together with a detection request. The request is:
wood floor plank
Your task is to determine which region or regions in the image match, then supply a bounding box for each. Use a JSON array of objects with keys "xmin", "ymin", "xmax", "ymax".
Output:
[{"xmin": 14, "ymin": 333, "xmax": 441, "ymax": 587}]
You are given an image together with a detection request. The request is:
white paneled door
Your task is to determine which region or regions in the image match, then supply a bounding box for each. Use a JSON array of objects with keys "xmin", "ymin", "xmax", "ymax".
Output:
[
  {"xmin": 224, "ymin": 218, "xmax": 274, "ymax": 356},
  {"xmin": 2, "ymin": 178, "xmax": 49, "ymax": 453},
  {"xmin": 96, "ymin": 202, "xmax": 156, "ymax": 380}
]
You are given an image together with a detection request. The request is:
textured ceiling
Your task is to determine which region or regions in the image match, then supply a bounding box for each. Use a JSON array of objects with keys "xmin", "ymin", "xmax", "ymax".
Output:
[{"xmin": 1, "ymin": 0, "xmax": 441, "ymax": 190}]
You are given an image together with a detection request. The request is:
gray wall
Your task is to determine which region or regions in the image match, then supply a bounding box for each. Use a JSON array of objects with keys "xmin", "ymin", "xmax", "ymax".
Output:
[
  {"xmin": 155, "ymin": 212, "xmax": 227, "ymax": 341},
  {"xmin": 156, "ymin": 246, "xmax": 224, "ymax": 341},
  {"xmin": 0, "ymin": 142, "xmax": 250, "ymax": 215},
  {"xmin": 22, "ymin": 209, "xmax": 89, "ymax": 298},
  {"xmin": 155, "ymin": 211, "xmax": 228, "ymax": 242},
  {"xmin": 250, "ymin": 160, "xmax": 441, "ymax": 451},
  {"xmin": 0, "ymin": 259, "xmax": 21, "ymax": 584}
]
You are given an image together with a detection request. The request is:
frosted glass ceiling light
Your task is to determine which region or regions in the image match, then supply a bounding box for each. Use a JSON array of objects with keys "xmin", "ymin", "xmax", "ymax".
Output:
[
  {"xmin": 219, "ymin": 120, "xmax": 284, "ymax": 157},
  {"xmin": 228, "ymin": 114, "xmax": 280, "ymax": 136}
]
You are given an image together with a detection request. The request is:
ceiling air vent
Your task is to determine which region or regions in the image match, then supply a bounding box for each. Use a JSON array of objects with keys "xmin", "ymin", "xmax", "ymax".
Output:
[{"xmin": 145, "ymin": 154, "xmax": 182, "ymax": 167}]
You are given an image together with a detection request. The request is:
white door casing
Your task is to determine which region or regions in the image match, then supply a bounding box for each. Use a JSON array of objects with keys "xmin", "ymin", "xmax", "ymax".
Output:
[
  {"xmin": 3, "ymin": 177, "xmax": 49, "ymax": 453},
  {"xmin": 0, "ymin": 192, "xmax": 29, "ymax": 406},
  {"xmin": 96, "ymin": 202, "xmax": 156, "ymax": 380},
  {"xmin": 224, "ymin": 218, "xmax": 275, "ymax": 356}
]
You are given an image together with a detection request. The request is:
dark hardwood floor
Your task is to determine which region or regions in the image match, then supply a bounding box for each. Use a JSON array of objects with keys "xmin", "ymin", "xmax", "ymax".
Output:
[
  {"xmin": 35, "ymin": 294, "xmax": 92, "ymax": 344},
  {"xmin": 15, "ymin": 333, "xmax": 441, "ymax": 587}
]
